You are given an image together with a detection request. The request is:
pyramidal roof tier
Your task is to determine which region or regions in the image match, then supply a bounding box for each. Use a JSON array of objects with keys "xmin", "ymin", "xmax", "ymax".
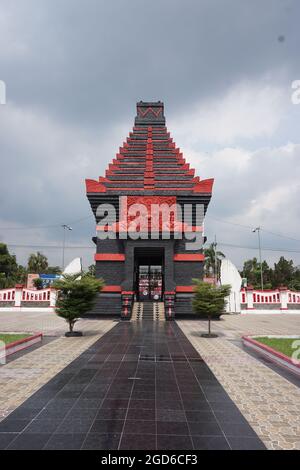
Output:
[{"xmin": 85, "ymin": 101, "xmax": 214, "ymax": 194}]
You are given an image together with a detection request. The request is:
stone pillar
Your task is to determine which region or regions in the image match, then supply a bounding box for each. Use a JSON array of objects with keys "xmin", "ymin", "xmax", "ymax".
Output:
[
  {"xmin": 164, "ymin": 292, "xmax": 175, "ymax": 320},
  {"xmin": 164, "ymin": 242, "xmax": 175, "ymax": 292},
  {"xmin": 50, "ymin": 288, "xmax": 57, "ymax": 307},
  {"xmin": 246, "ymin": 286, "xmax": 254, "ymax": 310},
  {"xmin": 121, "ymin": 292, "xmax": 134, "ymax": 320},
  {"xmin": 14, "ymin": 285, "xmax": 23, "ymax": 307},
  {"xmin": 279, "ymin": 286, "xmax": 288, "ymax": 311},
  {"xmin": 122, "ymin": 244, "xmax": 134, "ymax": 292}
]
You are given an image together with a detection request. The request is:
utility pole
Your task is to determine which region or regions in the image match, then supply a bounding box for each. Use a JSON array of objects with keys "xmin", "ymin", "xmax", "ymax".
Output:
[
  {"xmin": 252, "ymin": 227, "xmax": 263, "ymax": 290},
  {"xmin": 62, "ymin": 224, "xmax": 72, "ymax": 271}
]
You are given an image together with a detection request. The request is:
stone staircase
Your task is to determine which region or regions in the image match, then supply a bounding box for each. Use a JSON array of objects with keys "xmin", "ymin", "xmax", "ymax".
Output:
[
  {"xmin": 131, "ymin": 302, "xmax": 165, "ymax": 321},
  {"xmin": 154, "ymin": 302, "xmax": 165, "ymax": 321},
  {"xmin": 131, "ymin": 302, "xmax": 143, "ymax": 321}
]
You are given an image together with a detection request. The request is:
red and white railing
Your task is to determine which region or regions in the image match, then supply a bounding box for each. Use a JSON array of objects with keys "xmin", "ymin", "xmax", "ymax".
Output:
[
  {"xmin": 0, "ymin": 288, "xmax": 15, "ymax": 302},
  {"xmin": 21, "ymin": 288, "xmax": 51, "ymax": 302},
  {"xmin": 241, "ymin": 287, "xmax": 300, "ymax": 312},
  {"xmin": 0, "ymin": 286, "xmax": 57, "ymax": 308}
]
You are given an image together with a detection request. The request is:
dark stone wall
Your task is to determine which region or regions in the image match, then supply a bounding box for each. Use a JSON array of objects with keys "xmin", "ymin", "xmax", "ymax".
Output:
[
  {"xmin": 174, "ymin": 262, "xmax": 204, "ymax": 286},
  {"xmin": 92, "ymin": 236, "xmax": 205, "ymax": 317},
  {"xmin": 174, "ymin": 237, "xmax": 204, "ymax": 254},
  {"xmin": 96, "ymin": 261, "xmax": 124, "ymax": 285},
  {"xmin": 122, "ymin": 239, "xmax": 175, "ymax": 292},
  {"xmin": 96, "ymin": 238, "xmax": 124, "ymax": 254},
  {"xmin": 87, "ymin": 292, "xmax": 121, "ymax": 316},
  {"xmin": 175, "ymin": 294, "xmax": 194, "ymax": 316}
]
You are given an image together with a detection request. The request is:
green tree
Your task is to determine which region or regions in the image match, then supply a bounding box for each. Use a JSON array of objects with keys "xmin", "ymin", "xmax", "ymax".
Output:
[
  {"xmin": 241, "ymin": 258, "xmax": 271, "ymax": 288},
  {"xmin": 87, "ymin": 264, "xmax": 96, "ymax": 277},
  {"xmin": 0, "ymin": 273, "xmax": 7, "ymax": 289},
  {"xmin": 271, "ymin": 256, "xmax": 294, "ymax": 288},
  {"xmin": 204, "ymin": 243, "xmax": 225, "ymax": 280},
  {"xmin": 14, "ymin": 265, "xmax": 28, "ymax": 285},
  {"xmin": 54, "ymin": 274, "xmax": 104, "ymax": 335},
  {"xmin": 192, "ymin": 280, "xmax": 231, "ymax": 337},
  {"xmin": 46, "ymin": 266, "xmax": 62, "ymax": 275},
  {"xmin": 288, "ymin": 279, "xmax": 300, "ymax": 291},
  {"xmin": 27, "ymin": 252, "xmax": 48, "ymax": 273},
  {"xmin": 0, "ymin": 243, "xmax": 18, "ymax": 287},
  {"xmin": 33, "ymin": 277, "xmax": 43, "ymax": 290}
]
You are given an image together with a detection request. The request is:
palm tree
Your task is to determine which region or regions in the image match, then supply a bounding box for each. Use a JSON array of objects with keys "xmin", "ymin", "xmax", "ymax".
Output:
[
  {"xmin": 27, "ymin": 252, "xmax": 48, "ymax": 273},
  {"xmin": 204, "ymin": 243, "xmax": 225, "ymax": 281}
]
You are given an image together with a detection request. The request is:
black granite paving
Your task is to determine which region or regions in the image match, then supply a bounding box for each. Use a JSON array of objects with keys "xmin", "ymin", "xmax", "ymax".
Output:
[{"xmin": 0, "ymin": 321, "xmax": 265, "ymax": 450}]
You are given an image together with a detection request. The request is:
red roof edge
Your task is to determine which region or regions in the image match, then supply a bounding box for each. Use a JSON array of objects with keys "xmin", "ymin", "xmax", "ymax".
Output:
[
  {"xmin": 193, "ymin": 178, "xmax": 214, "ymax": 193},
  {"xmin": 86, "ymin": 179, "xmax": 107, "ymax": 193}
]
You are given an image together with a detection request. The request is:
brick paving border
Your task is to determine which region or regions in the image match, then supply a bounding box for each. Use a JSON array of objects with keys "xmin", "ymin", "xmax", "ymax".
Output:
[
  {"xmin": 0, "ymin": 320, "xmax": 116, "ymax": 421},
  {"xmin": 178, "ymin": 318, "xmax": 300, "ymax": 450}
]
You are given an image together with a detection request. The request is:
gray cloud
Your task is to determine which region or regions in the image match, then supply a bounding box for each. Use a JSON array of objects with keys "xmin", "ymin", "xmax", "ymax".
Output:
[{"xmin": 0, "ymin": 0, "xmax": 300, "ymax": 269}]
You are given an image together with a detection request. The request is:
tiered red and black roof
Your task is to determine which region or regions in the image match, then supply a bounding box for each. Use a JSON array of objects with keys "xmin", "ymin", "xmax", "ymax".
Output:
[{"xmin": 86, "ymin": 101, "xmax": 213, "ymax": 196}]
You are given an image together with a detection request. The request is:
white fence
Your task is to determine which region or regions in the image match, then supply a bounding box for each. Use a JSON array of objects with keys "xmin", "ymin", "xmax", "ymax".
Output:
[
  {"xmin": 0, "ymin": 286, "xmax": 57, "ymax": 308},
  {"xmin": 1, "ymin": 286, "xmax": 300, "ymax": 314},
  {"xmin": 240, "ymin": 288, "xmax": 300, "ymax": 313}
]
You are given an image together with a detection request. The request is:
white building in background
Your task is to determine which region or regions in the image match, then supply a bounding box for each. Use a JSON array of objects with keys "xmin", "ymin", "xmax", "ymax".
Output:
[
  {"xmin": 63, "ymin": 257, "xmax": 82, "ymax": 275},
  {"xmin": 220, "ymin": 258, "xmax": 242, "ymax": 313}
]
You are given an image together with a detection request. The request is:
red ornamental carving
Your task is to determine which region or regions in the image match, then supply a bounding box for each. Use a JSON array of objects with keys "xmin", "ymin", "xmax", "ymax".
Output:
[
  {"xmin": 115, "ymin": 196, "xmax": 186, "ymax": 232},
  {"xmin": 127, "ymin": 196, "xmax": 176, "ymax": 209},
  {"xmin": 137, "ymin": 107, "xmax": 162, "ymax": 118}
]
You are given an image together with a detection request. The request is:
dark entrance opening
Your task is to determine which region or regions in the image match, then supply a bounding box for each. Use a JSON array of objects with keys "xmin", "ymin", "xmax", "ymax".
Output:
[{"xmin": 134, "ymin": 248, "xmax": 164, "ymax": 301}]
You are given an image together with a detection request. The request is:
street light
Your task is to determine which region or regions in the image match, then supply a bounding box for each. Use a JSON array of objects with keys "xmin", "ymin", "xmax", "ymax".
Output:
[
  {"xmin": 252, "ymin": 227, "xmax": 263, "ymax": 290},
  {"xmin": 62, "ymin": 224, "xmax": 72, "ymax": 270}
]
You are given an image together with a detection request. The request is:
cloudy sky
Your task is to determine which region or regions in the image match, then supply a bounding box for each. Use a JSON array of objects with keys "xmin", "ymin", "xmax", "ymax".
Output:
[{"xmin": 0, "ymin": 0, "xmax": 300, "ymax": 270}]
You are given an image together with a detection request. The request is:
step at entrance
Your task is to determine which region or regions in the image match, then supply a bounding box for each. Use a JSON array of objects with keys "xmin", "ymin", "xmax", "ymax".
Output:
[
  {"xmin": 142, "ymin": 302, "xmax": 154, "ymax": 320},
  {"xmin": 131, "ymin": 302, "xmax": 165, "ymax": 321},
  {"xmin": 154, "ymin": 302, "xmax": 165, "ymax": 321},
  {"xmin": 131, "ymin": 302, "xmax": 143, "ymax": 321}
]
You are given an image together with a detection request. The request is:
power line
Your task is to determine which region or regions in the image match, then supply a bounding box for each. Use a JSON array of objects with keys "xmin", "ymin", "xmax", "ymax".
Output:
[
  {"xmin": 66, "ymin": 215, "xmax": 94, "ymax": 225},
  {"xmin": 214, "ymin": 241, "xmax": 300, "ymax": 254},
  {"xmin": 0, "ymin": 224, "xmax": 62, "ymax": 230},
  {"xmin": 1, "ymin": 212, "xmax": 300, "ymax": 244},
  {"xmin": 206, "ymin": 215, "xmax": 300, "ymax": 243},
  {"xmin": 7, "ymin": 244, "xmax": 95, "ymax": 250},
  {"xmin": 5, "ymin": 241, "xmax": 300, "ymax": 254},
  {"xmin": 206, "ymin": 215, "xmax": 253, "ymax": 230},
  {"xmin": 259, "ymin": 228, "xmax": 300, "ymax": 243},
  {"xmin": 0, "ymin": 215, "xmax": 94, "ymax": 231}
]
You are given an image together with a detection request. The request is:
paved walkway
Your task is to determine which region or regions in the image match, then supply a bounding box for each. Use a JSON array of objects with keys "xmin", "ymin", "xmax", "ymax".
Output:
[
  {"xmin": 0, "ymin": 310, "xmax": 113, "ymax": 337},
  {"xmin": 201, "ymin": 314, "xmax": 300, "ymax": 339},
  {"xmin": 178, "ymin": 315, "xmax": 300, "ymax": 450},
  {"xmin": 0, "ymin": 312, "xmax": 299, "ymax": 450},
  {"xmin": 0, "ymin": 321, "xmax": 264, "ymax": 450},
  {"xmin": 0, "ymin": 319, "xmax": 115, "ymax": 423}
]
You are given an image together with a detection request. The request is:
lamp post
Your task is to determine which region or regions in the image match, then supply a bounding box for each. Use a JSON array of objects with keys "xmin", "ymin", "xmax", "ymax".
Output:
[
  {"xmin": 62, "ymin": 224, "xmax": 72, "ymax": 270},
  {"xmin": 252, "ymin": 227, "xmax": 263, "ymax": 290}
]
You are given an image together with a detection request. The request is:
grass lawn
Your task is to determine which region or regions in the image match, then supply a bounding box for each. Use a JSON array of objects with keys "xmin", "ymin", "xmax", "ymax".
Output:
[
  {"xmin": 0, "ymin": 333, "xmax": 31, "ymax": 345},
  {"xmin": 254, "ymin": 337, "xmax": 300, "ymax": 358}
]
